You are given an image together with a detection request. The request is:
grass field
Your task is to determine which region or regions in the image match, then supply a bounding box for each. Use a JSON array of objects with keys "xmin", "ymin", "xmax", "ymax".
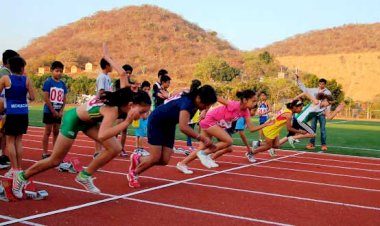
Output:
[{"xmin": 29, "ymin": 105, "xmax": 380, "ymax": 158}]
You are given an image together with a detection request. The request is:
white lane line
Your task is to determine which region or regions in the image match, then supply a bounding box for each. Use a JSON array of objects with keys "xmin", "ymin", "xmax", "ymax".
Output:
[
  {"xmin": 1, "ymin": 152, "xmax": 303, "ymax": 225},
  {"xmin": 0, "ymin": 215, "xmax": 43, "ymax": 226},
  {"xmin": 21, "ymin": 146, "xmax": 380, "ymax": 182},
  {"xmin": 26, "ymin": 127, "xmax": 380, "ymax": 157},
  {"xmin": 0, "ymin": 175, "xmax": 291, "ymax": 226},
  {"xmin": 19, "ymin": 156, "xmax": 380, "ymax": 194},
  {"xmin": 21, "ymin": 138, "xmax": 380, "ymax": 173}
]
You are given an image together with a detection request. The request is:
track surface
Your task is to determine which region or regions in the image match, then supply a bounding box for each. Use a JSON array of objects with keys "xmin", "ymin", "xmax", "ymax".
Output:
[{"xmin": 1, "ymin": 127, "xmax": 380, "ymax": 225}]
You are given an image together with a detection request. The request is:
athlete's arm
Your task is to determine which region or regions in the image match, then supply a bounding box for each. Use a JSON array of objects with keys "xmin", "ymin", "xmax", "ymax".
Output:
[
  {"xmin": 179, "ymin": 110, "xmax": 212, "ymax": 147},
  {"xmin": 325, "ymin": 103, "xmax": 344, "ymax": 120},
  {"xmin": 238, "ymin": 131, "xmax": 251, "ymax": 152},
  {"xmin": 246, "ymin": 115, "xmax": 274, "ymax": 132},
  {"xmin": 26, "ymin": 77, "xmax": 35, "ymax": 101},
  {"xmin": 102, "ymin": 43, "xmax": 129, "ymax": 89},
  {"xmin": 98, "ymin": 106, "xmax": 138, "ymax": 141},
  {"xmin": 43, "ymin": 92, "xmax": 58, "ymax": 116}
]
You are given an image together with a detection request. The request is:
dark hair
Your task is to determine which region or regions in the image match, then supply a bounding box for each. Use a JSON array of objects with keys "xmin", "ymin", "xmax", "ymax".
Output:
[
  {"xmin": 260, "ymin": 91, "xmax": 267, "ymax": 96},
  {"xmin": 236, "ymin": 89, "xmax": 256, "ymax": 100},
  {"xmin": 51, "ymin": 61, "xmax": 64, "ymax": 71},
  {"xmin": 100, "ymin": 58, "xmax": 110, "ymax": 70},
  {"xmin": 2, "ymin": 50, "xmax": 19, "ymax": 65},
  {"xmin": 184, "ymin": 80, "xmax": 217, "ymax": 106},
  {"xmin": 286, "ymin": 99, "xmax": 304, "ymax": 109},
  {"xmin": 160, "ymin": 74, "xmax": 171, "ymax": 83},
  {"xmin": 158, "ymin": 69, "xmax": 168, "ymax": 78},
  {"xmin": 316, "ymin": 93, "xmax": 334, "ymax": 103},
  {"xmin": 319, "ymin": 78, "xmax": 327, "ymax": 84},
  {"xmin": 141, "ymin": 81, "xmax": 151, "ymax": 89},
  {"xmin": 122, "ymin": 64, "xmax": 133, "ymax": 72},
  {"xmin": 8, "ymin": 56, "xmax": 26, "ymax": 74},
  {"xmin": 100, "ymin": 87, "xmax": 151, "ymax": 107}
]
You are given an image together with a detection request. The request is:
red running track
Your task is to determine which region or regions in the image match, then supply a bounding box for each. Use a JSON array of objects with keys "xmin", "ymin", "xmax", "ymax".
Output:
[{"xmin": 0, "ymin": 126, "xmax": 380, "ymax": 225}]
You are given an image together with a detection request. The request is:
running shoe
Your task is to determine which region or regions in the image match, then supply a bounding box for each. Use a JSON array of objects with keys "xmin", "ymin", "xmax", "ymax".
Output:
[
  {"xmin": 134, "ymin": 148, "xmax": 150, "ymax": 157},
  {"xmin": 288, "ymin": 136, "xmax": 296, "ymax": 148},
  {"xmin": 252, "ymin": 140, "xmax": 260, "ymax": 149},
  {"xmin": 294, "ymin": 139, "xmax": 301, "ymax": 143},
  {"xmin": 306, "ymin": 143, "xmax": 315, "ymax": 150},
  {"xmin": 268, "ymin": 148, "xmax": 277, "ymax": 157},
  {"xmin": 176, "ymin": 162, "xmax": 193, "ymax": 174},
  {"xmin": 0, "ymin": 155, "xmax": 10, "ymax": 169},
  {"xmin": 245, "ymin": 152, "xmax": 257, "ymax": 163},
  {"xmin": 120, "ymin": 149, "xmax": 128, "ymax": 157},
  {"xmin": 127, "ymin": 171, "xmax": 140, "ymax": 188},
  {"xmin": 75, "ymin": 174, "xmax": 100, "ymax": 193},
  {"xmin": 321, "ymin": 145, "xmax": 328, "ymax": 151},
  {"xmin": 196, "ymin": 151, "xmax": 212, "ymax": 168},
  {"xmin": 4, "ymin": 169, "xmax": 16, "ymax": 178},
  {"xmin": 12, "ymin": 171, "xmax": 27, "ymax": 199},
  {"xmin": 173, "ymin": 147, "xmax": 187, "ymax": 155},
  {"xmin": 207, "ymin": 154, "xmax": 219, "ymax": 168}
]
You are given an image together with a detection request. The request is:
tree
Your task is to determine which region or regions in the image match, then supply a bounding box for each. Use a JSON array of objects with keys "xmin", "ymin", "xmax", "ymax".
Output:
[{"xmin": 193, "ymin": 56, "xmax": 240, "ymax": 82}]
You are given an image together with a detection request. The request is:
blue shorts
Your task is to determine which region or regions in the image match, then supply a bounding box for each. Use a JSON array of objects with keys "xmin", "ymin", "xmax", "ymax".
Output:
[
  {"xmin": 135, "ymin": 118, "xmax": 148, "ymax": 137},
  {"xmin": 147, "ymin": 116, "xmax": 176, "ymax": 148},
  {"xmin": 259, "ymin": 116, "xmax": 268, "ymax": 125}
]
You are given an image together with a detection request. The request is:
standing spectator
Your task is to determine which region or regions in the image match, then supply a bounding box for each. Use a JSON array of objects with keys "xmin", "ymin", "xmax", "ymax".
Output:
[
  {"xmin": 93, "ymin": 58, "xmax": 113, "ymax": 158},
  {"xmin": 114, "ymin": 64, "xmax": 133, "ymax": 157},
  {"xmin": 0, "ymin": 50, "xmax": 19, "ymax": 168},
  {"xmin": 0, "ymin": 56, "xmax": 35, "ymax": 177},
  {"xmin": 153, "ymin": 74, "xmax": 171, "ymax": 108},
  {"xmin": 296, "ymin": 75, "xmax": 332, "ymax": 151},
  {"xmin": 41, "ymin": 61, "xmax": 68, "ymax": 159},
  {"xmin": 152, "ymin": 69, "xmax": 168, "ymax": 109}
]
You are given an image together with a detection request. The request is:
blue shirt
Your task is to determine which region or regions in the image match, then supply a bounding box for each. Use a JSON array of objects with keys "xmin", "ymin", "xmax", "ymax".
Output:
[
  {"xmin": 5, "ymin": 75, "xmax": 28, "ymax": 115},
  {"xmin": 149, "ymin": 95, "xmax": 196, "ymax": 125},
  {"xmin": 42, "ymin": 77, "xmax": 68, "ymax": 113}
]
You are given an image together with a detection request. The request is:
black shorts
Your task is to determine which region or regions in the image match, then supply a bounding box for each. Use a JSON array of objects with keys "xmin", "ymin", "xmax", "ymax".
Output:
[
  {"xmin": 4, "ymin": 114, "xmax": 28, "ymax": 136},
  {"xmin": 287, "ymin": 119, "xmax": 315, "ymax": 137},
  {"xmin": 147, "ymin": 117, "xmax": 176, "ymax": 149},
  {"xmin": 43, "ymin": 113, "xmax": 62, "ymax": 124}
]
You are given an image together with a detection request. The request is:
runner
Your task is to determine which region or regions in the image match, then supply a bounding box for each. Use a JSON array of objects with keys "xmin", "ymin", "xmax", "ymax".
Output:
[{"xmin": 127, "ymin": 81, "xmax": 217, "ymax": 188}]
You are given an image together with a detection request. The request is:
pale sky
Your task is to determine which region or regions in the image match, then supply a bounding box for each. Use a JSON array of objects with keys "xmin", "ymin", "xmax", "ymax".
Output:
[{"xmin": 1, "ymin": 0, "xmax": 379, "ymax": 51}]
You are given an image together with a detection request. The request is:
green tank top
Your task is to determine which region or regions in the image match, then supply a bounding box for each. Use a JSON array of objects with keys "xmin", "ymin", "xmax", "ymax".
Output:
[{"xmin": 85, "ymin": 96, "xmax": 104, "ymax": 122}]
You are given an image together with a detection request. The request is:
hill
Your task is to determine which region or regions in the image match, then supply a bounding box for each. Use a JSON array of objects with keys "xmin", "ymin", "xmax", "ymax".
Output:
[
  {"xmin": 20, "ymin": 5, "xmax": 241, "ymax": 84},
  {"xmin": 263, "ymin": 24, "xmax": 380, "ymax": 101}
]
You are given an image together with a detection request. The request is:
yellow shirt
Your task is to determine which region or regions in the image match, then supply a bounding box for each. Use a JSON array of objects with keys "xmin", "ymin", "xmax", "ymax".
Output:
[{"xmin": 262, "ymin": 108, "xmax": 292, "ymax": 140}]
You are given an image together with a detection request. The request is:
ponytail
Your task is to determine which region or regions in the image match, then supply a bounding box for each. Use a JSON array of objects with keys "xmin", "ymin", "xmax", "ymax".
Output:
[
  {"xmin": 100, "ymin": 87, "xmax": 151, "ymax": 107},
  {"xmin": 184, "ymin": 79, "xmax": 217, "ymax": 105}
]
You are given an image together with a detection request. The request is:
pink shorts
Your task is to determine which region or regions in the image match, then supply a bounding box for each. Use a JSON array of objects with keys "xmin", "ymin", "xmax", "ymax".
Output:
[{"xmin": 199, "ymin": 116, "xmax": 218, "ymax": 129}]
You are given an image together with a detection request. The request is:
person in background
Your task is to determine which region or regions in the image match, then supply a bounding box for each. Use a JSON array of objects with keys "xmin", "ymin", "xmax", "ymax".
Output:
[
  {"xmin": 0, "ymin": 49, "xmax": 19, "ymax": 169},
  {"xmin": 0, "ymin": 56, "xmax": 35, "ymax": 177},
  {"xmin": 296, "ymin": 75, "xmax": 332, "ymax": 151},
  {"xmin": 41, "ymin": 61, "xmax": 68, "ymax": 159},
  {"xmin": 256, "ymin": 92, "xmax": 271, "ymax": 141}
]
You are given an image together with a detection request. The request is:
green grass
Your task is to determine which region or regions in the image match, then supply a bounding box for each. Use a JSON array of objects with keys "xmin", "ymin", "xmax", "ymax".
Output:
[{"xmin": 29, "ymin": 105, "xmax": 380, "ymax": 158}]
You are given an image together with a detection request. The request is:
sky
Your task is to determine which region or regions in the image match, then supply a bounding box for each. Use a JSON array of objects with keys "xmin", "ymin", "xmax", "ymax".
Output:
[{"xmin": 1, "ymin": 0, "xmax": 380, "ymax": 51}]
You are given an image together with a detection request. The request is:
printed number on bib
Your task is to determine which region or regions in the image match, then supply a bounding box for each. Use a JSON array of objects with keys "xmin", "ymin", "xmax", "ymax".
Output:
[
  {"xmin": 86, "ymin": 96, "xmax": 104, "ymax": 110},
  {"xmin": 50, "ymin": 87, "xmax": 64, "ymax": 104}
]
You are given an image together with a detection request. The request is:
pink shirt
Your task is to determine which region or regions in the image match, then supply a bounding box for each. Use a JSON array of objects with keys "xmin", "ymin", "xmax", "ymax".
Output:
[{"xmin": 200, "ymin": 101, "xmax": 250, "ymax": 129}]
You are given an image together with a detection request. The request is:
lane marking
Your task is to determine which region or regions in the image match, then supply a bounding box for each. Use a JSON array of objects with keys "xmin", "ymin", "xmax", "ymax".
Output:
[
  {"xmin": 1, "ymin": 152, "xmax": 303, "ymax": 225},
  {"xmin": 0, "ymin": 215, "xmax": 43, "ymax": 226}
]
